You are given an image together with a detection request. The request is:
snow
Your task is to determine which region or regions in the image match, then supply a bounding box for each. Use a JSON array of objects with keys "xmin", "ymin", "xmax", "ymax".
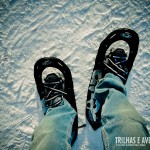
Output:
[{"xmin": 0, "ymin": 0, "xmax": 150, "ymax": 149}]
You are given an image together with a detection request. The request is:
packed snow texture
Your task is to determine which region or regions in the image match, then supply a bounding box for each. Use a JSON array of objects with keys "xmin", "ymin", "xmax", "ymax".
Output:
[{"xmin": 0, "ymin": 0, "xmax": 150, "ymax": 149}]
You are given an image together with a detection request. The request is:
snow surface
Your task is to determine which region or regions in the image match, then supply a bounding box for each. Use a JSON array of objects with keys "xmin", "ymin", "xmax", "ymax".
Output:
[{"xmin": 0, "ymin": 0, "xmax": 150, "ymax": 149}]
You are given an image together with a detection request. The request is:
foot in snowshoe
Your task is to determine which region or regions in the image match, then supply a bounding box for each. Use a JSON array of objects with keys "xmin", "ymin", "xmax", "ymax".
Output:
[
  {"xmin": 41, "ymin": 73, "xmax": 66, "ymax": 114},
  {"xmin": 103, "ymin": 48, "xmax": 128, "ymax": 83}
]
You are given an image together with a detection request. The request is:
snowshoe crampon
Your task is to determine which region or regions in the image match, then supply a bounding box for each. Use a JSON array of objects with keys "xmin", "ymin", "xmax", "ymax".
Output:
[
  {"xmin": 86, "ymin": 28, "xmax": 139, "ymax": 130},
  {"xmin": 34, "ymin": 57, "xmax": 78, "ymax": 145}
]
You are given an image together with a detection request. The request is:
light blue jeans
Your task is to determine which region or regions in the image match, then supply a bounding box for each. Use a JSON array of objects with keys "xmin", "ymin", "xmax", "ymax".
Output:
[{"xmin": 30, "ymin": 73, "xmax": 149, "ymax": 150}]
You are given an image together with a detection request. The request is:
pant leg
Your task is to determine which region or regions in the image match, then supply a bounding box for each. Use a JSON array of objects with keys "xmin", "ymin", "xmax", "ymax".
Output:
[
  {"xmin": 94, "ymin": 73, "xmax": 149, "ymax": 150},
  {"xmin": 29, "ymin": 99, "xmax": 76, "ymax": 150}
]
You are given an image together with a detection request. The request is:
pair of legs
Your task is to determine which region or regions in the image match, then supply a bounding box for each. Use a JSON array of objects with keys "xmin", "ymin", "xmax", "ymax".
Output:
[{"xmin": 30, "ymin": 73, "xmax": 149, "ymax": 150}]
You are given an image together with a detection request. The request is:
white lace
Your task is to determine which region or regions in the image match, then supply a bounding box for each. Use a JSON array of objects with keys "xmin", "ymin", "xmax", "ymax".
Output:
[
  {"xmin": 44, "ymin": 80, "xmax": 67, "ymax": 107},
  {"xmin": 104, "ymin": 54, "xmax": 128, "ymax": 81}
]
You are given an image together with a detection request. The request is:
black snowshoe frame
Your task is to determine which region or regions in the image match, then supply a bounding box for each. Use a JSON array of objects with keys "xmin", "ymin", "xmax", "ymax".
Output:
[
  {"xmin": 86, "ymin": 28, "xmax": 139, "ymax": 130},
  {"xmin": 34, "ymin": 57, "xmax": 78, "ymax": 145}
]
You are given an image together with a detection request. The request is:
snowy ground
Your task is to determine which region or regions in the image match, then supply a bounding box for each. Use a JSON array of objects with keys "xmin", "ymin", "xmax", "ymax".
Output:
[{"xmin": 0, "ymin": 0, "xmax": 150, "ymax": 149}]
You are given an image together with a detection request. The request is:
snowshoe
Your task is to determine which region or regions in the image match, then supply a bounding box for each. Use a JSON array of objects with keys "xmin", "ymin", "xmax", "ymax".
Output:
[
  {"xmin": 34, "ymin": 57, "xmax": 78, "ymax": 145},
  {"xmin": 86, "ymin": 28, "xmax": 139, "ymax": 130}
]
